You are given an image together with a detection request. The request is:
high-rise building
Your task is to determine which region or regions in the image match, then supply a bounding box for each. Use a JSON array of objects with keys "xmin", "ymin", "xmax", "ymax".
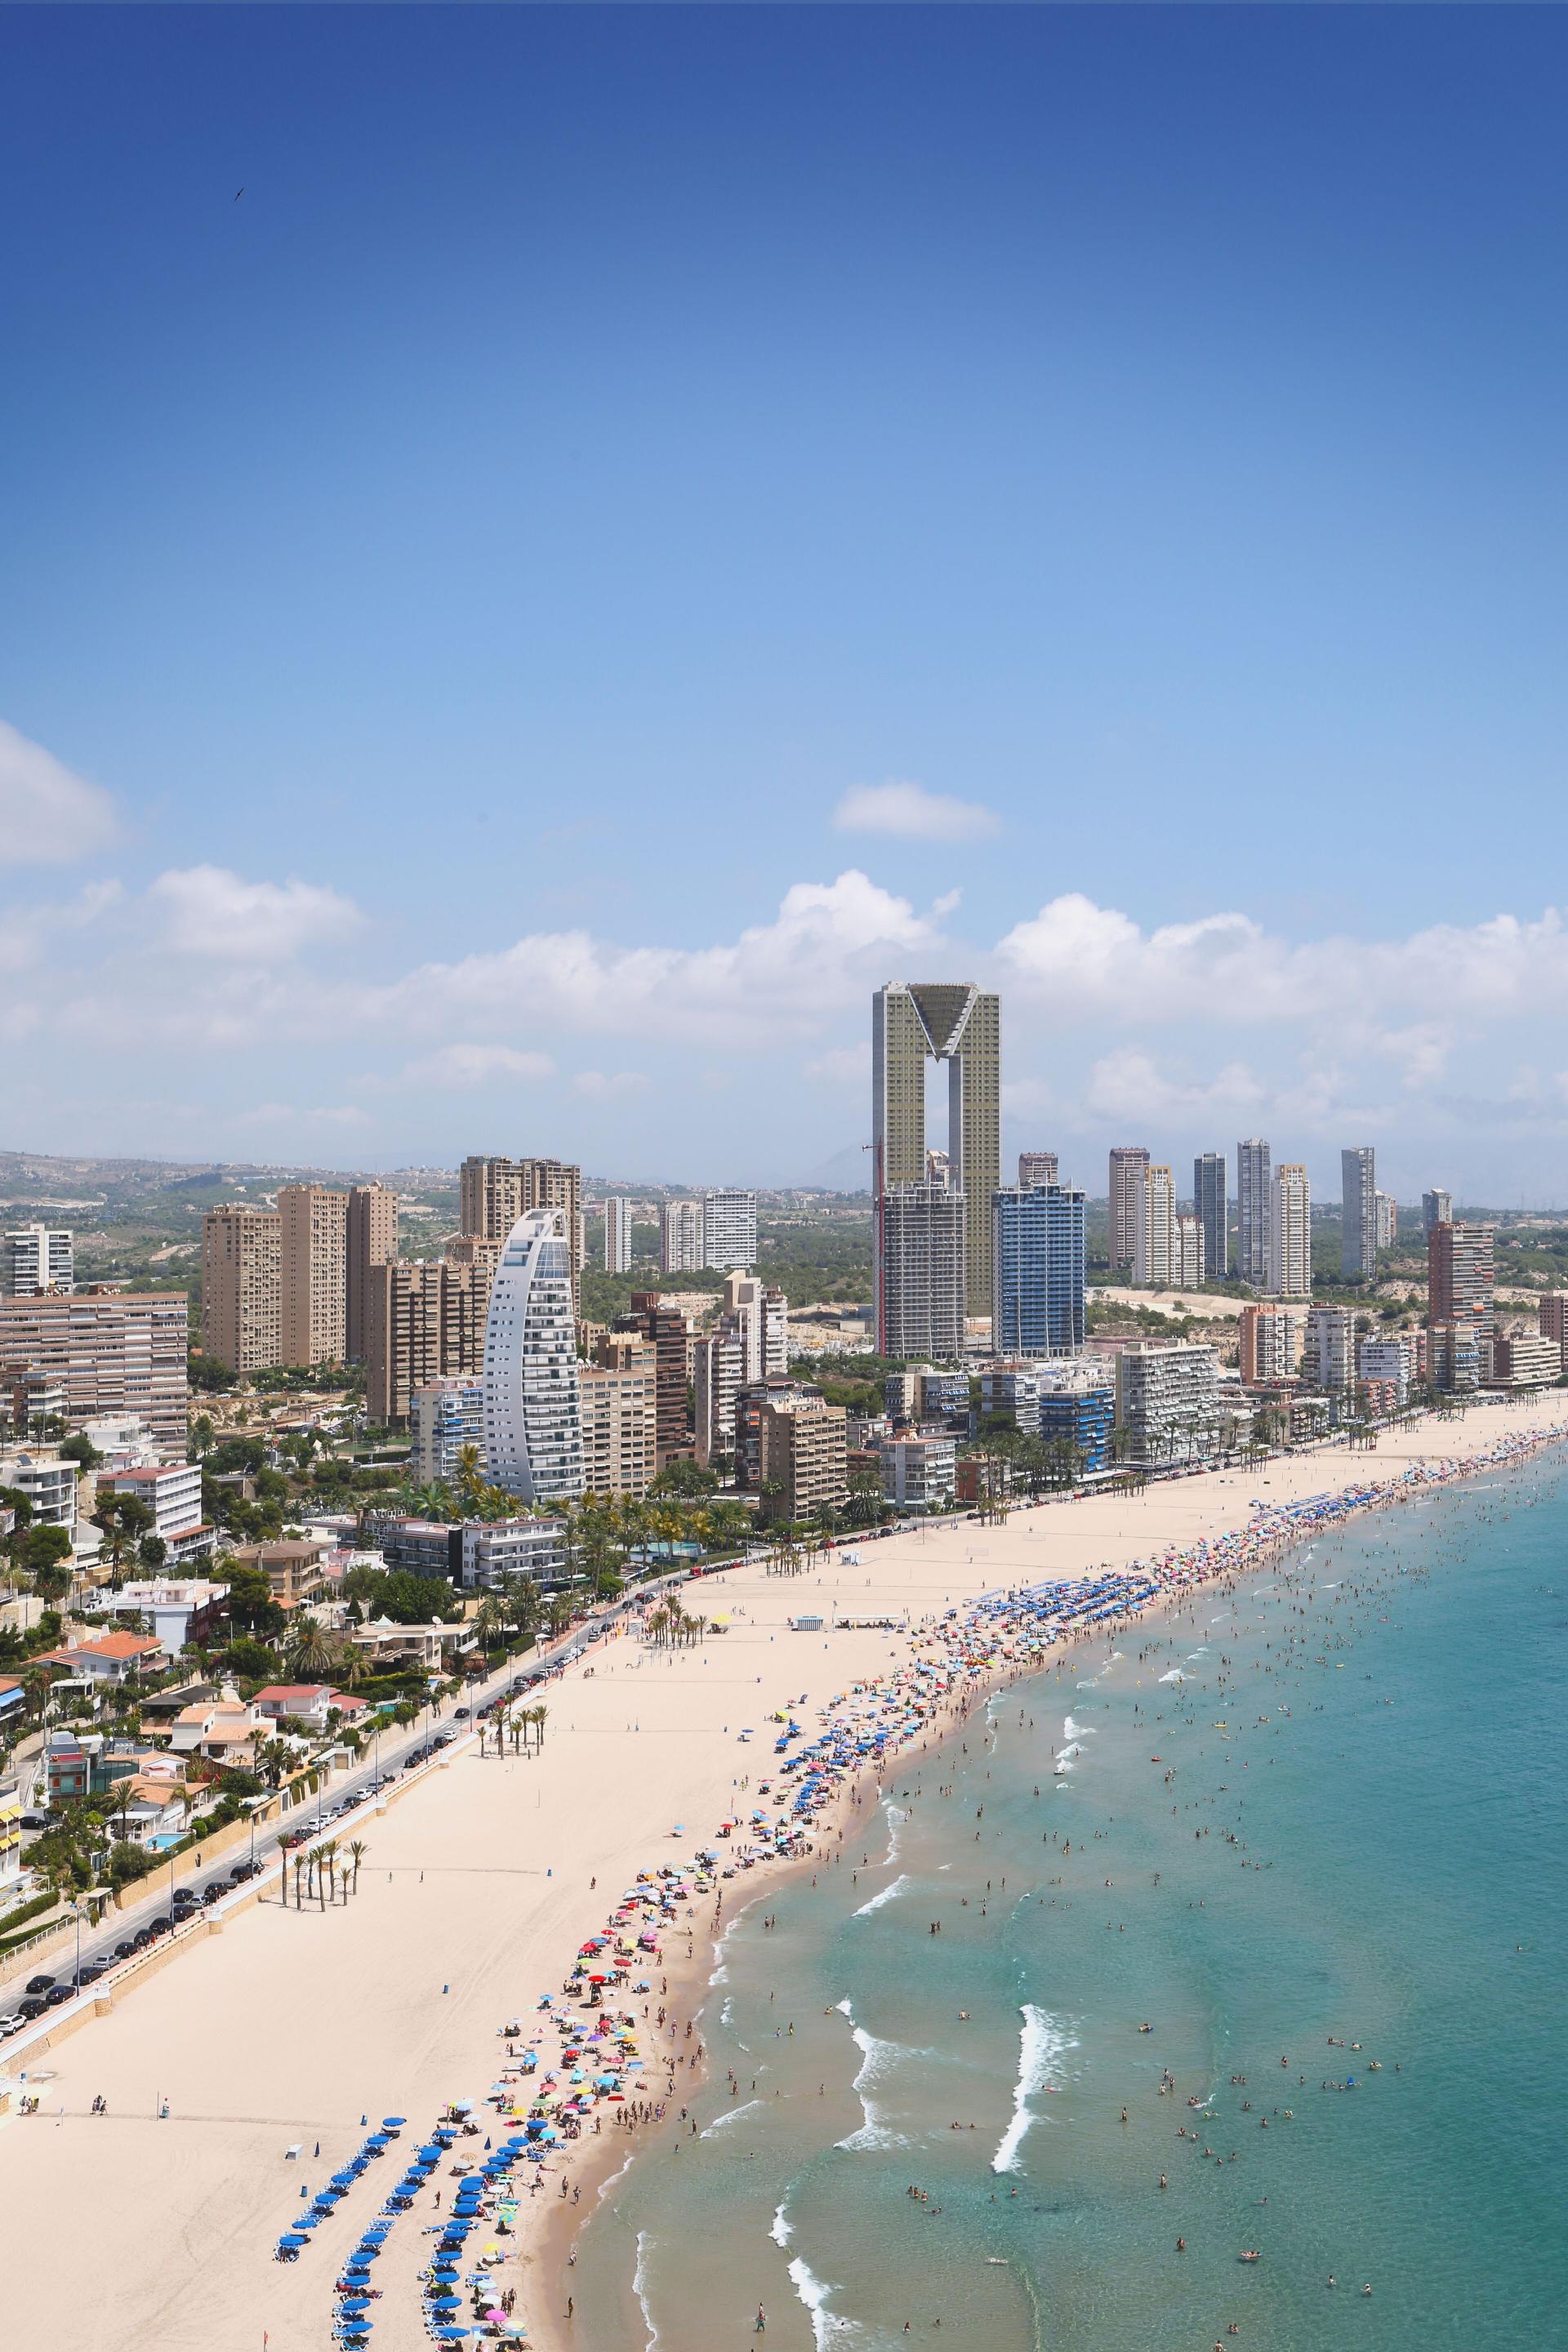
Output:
[
  {"xmin": 872, "ymin": 982, "xmax": 1000, "ymax": 1316},
  {"xmin": 1133, "ymin": 1165, "xmax": 1177, "ymax": 1288},
  {"xmin": 482, "ymin": 1209, "xmax": 584, "ymax": 1506},
  {"xmin": 278, "ymin": 1184, "xmax": 349, "ymax": 1368},
  {"xmin": 1340, "ymin": 1148, "xmax": 1378, "ymax": 1280},
  {"xmin": 721, "ymin": 1270, "xmax": 789, "ymax": 1382},
  {"xmin": 1, "ymin": 1225, "xmax": 74, "ymax": 1298},
  {"xmin": 579, "ymin": 1339, "xmax": 657, "ymax": 1499},
  {"xmin": 409, "ymin": 1376, "xmax": 486, "ymax": 1484},
  {"xmin": 1237, "ymin": 1302, "xmax": 1303, "ymax": 1383},
  {"xmin": 459, "ymin": 1157, "xmax": 582, "ymax": 1307},
  {"xmin": 201, "ymin": 1205, "xmax": 282, "ymax": 1375},
  {"xmin": 661, "ymin": 1199, "xmax": 705, "ymax": 1273},
  {"xmin": 991, "ymin": 1184, "xmax": 1086, "ymax": 1356},
  {"xmin": 604, "ymin": 1196, "xmax": 633, "ymax": 1274},
  {"xmin": 1107, "ymin": 1147, "xmax": 1151, "ymax": 1274},
  {"xmin": 620, "ymin": 1292, "xmax": 697, "ymax": 1467},
  {"xmin": 1193, "ymin": 1153, "xmax": 1227, "ymax": 1282},
  {"xmin": 877, "ymin": 1181, "xmax": 965, "ymax": 1360},
  {"xmin": 1113, "ymin": 1342, "xmax": 1220, "ymax": 1463},
  {"xmin": 702, "ymin": 1190, "xmax": 758, "ymax": 1272},
  {"xmin": 1303, "ymin": 1306, "xmax": 1356, "ymax": 1394},
  {"xmin": 0, "ymin": 1288, "xmax": 188, "ymax": 1455},
  {"xmin": 1173, "ymin": 1214, "xmax": 1205, "ymax": 1289},
  {"xmin": 1267, "ymin": 1165, "xmax": 1312, "ymax": 1299},
  {"xmin": 756, "ymin": 1392, "xmax": 849, "ymax": 1526},
  {"xmin": 693, "ymin": 1326, "xmax": 746, "ymax": 1469},
  {"xmin": 1357, "ymin": 1335, "xmax": 1411, "ymax": 1405},
  {"xmin": 1428, "ymin": 1220, "xmax": 1494, "ymax": 1339},
  {"xmin": 1375, "ymin": 1192, "xmax": 1397, "ymax": 1252},
  {"xmin": 1236, "ymin": 1140, "xmax": 1272, "ymax": 1287},
  {"xmin": 1538, "ymin": 1292, "xmax": 1568, "ymax": 1370},
  {"xmin": 1018, "ymin": 1151, "xmax": 1058, "ymax": 1188},
  {"xmin": 1422, "ymin": 1188, "xmax": 1453, "ymax": 1233},
  {"xmin": 346, "ymin": 1183, "xmax": 399, "ymax": 1363},
  {"xmin": 366, "ymin": 1258, "xmax": 491, "ymax": 1426}
]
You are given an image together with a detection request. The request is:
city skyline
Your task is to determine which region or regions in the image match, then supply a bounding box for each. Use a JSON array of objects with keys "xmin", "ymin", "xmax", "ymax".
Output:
[{"xmin": 4, "ymin": 12, "xmax": 1568, "ymax": 1192}]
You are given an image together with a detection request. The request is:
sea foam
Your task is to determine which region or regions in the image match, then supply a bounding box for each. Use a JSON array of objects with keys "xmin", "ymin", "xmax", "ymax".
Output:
[
  {"xmin": 991, "ymin": 2003, "xmax": 1074, "ymax": 2175},
  {"xmin": 835, "ymin": 1998, "xmax": 914, "ymax": 2151},
  {"xmin": 853, "ymin": 1872, "xmax": 912, "ymax": 1918},
  {"xmin": 786, "ymin": 2252, "xmax": 859, "ymax": 2345}
]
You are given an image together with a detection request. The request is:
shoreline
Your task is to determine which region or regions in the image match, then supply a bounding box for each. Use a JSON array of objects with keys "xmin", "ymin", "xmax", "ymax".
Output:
[
  {"xmin": 2, "ymin": 1396, "xmax": 1566, "ymax": 2352},
  {"xmin": 518, "ymin": 1399, "xmax": 1568, "ymax": 2352}
]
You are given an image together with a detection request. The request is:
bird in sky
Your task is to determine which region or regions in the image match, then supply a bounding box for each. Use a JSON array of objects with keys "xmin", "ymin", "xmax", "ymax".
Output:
[{"xmin": 234, "ymin": 187, "xmax": 245, "ymax": 202}]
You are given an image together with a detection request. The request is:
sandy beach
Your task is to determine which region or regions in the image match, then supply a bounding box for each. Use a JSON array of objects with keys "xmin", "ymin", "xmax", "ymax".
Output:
[{"xmin": 1, "ymin": 1389, "xmax": 1562, "ymax": 2352}]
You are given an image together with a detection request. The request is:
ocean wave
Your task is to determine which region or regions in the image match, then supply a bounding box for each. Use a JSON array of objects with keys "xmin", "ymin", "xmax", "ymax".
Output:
[
  {"xmin": 991, "ymin": 2004, "xmax": 1075, "ymax": 2175},
  {"xmin": 701, "ymin": 2098, "xmax": 762, "ymax": 2138},
  {"xmin": 770, "ymin": 2200, "xmax": 794, "ymax": 2247},
  {"xmin": 1157, "ymin": 1669, "xmax": 1185, "ymax": 1685},
  {"xmin": 835, "ymin": 1998, "xmax": 915, "ymax": 2151},
  {"xmin": 1062, "ymin": 1715, "xmax": 1096, "ymax": 1740},
  {"xmin": 854, "ymin": 1872, "xmax": 912, "ymax": 1918},
  {"xmin": 720, "ymin": 1996, "xmax": 734, "ymax": 2026},
  {"xmin": 884, "ymin": 1800, "xmax": 909, "ymax": 1863},
  {"xmin": 633, "ymin": 2229, "xmax": 663, "ymax": 2351},
  {"xmin": 787, "ymin": 2252, "xmax": 859, "ymax": 2345}
]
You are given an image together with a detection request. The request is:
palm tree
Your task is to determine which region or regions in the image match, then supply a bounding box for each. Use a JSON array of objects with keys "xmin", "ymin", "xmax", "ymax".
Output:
[
  {"xmin": 284, "ymin": 1615, "xmax": 335, "ymax": 1680},
  {"xmin": 292, "ymin": 1853, "xmax": 306, "ymax": 1909},
  {"xmin": 347, "ymin": 1838, "xmax": 368, "ymax": 1891},
  {"xmin": 105, "ymin": 1774, "xmax": 139, "ymax": 1845},
  {"xmin": 318, "ymin": 1840, "xmax": 337, "ymax": 1909},
  {"xmin": 529, "ymin": 1704, "xmax": 547, "ymax": 1752}
]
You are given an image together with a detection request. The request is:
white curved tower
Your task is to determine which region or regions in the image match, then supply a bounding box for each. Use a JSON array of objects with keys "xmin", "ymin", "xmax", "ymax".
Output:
[{"xmin": 482, "ymin": 1209, "xmax": 584, "ymax": 1505}]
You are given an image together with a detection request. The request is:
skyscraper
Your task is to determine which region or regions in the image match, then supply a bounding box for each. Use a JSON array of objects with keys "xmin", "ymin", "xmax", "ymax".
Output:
[
  {"xmin": 1107, "ymin": 1148, "xmax": 1151, "ymax": 1274},
  {"xmin": 1018, "ymin": 1151, "xmax": 1058, "ymax": 1188},
  {"xmin": 278, "ymin": 1184, "xmax": 349, "ymax": 1367},
  {"xmin": 1375, "ymin": 1192, "xmax": 1397, "ymax": 1252},
  {"xmin": 1268, "ymin": 1165, "xmax": 1312, "ymax": 1299},
  {"xmin": 872, "ymin": 982, "xmax": 1000, "ymax": 1317},
  {"xmin": 1133, "ymin": 1165, "xmax": 1177, "ymax": 1287},
  {"xmin": 201, "ymin": 1205, "xmax": 281, "ymax": 1374},
  {"xmin": 877, "ymin": 1179, "xmax": 966, "ymax": 1359},
  {"xmin": 1236, "ymin": 1140, "xmax": 1272, "ymax": 1288},
  {"xmin": 1422, "ymin": 1187, "xmax": 1453, "ymax": 1233},
  {"xmin": 459, "ymin": 1156, "xmax": 582, "ymax": 1308},
  {"xmin": 991, "ymin": 1183, "xmax": 1086, "ymax": 1356},
  {"xmin": 347, "ymin": 1183, "xmax": 399, "ymax": 1362},
  {"xmin": 702, "ymin": 1190, "xmax": 758, "ymax": 1271},
  {"xmin": 482, "ymin": 1209, "xmax": 584, "ymax": 1505},
  {"xmin": 1340, "ymin": 1147, "xmax": 1378, "ymax": 1280},
  {"xmin": 660, "ymin": 1199, "xmax": 704, "ymax": 1272},
  {"xmin": 1193, "ymin": 1153, "xmax": 1227, "ymax": 1282},
  {"xmin": 1428, "ymin": 1219, "xmax": 1494, "ymax": 1338},
  {"xmin": 1, "ymin": 1225, "xmax": 74, "ymax": 1297},
  {"xmin": 604, "ymin": 1196, "xmax": 633, "ymax": 1273},
  {"xmin": 1173, "ymin": 1214, "xmax": 1205, "ymax": 1288}
]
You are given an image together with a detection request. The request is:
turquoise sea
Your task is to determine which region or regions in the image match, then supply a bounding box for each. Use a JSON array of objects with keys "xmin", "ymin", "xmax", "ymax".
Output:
[{"xmin": 570, "ymin": 1451, "xmax": 1568, "ymax": 2350}]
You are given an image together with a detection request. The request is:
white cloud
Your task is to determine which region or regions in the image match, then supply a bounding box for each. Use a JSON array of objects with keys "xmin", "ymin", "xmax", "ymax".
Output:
[
  {"xmin": 573, "ymin": 1069, "xmax": 653, "ymax": 1099},
  {"xmin": 148, "ymin": 864, "xmax": 363, "ymax": 961},
  {"xmin": 0, "ymin": 719, "xmax": 119, "ymax": 864},
  {"xmin": 833, "ymin": 781, "xmax": 1000, "ymax": 844},
  {"xmin": 401, "ymin": 1043, "xmax": 556, "ymax": 1091},
  {"xmin": 0, "ymin": 880, "xmax": 122, "ymax": 973},
  {"xmin": 1083, "ymin": 1048, "xmax": 1267, "ymax": 1125},
  {"xmin": 351, "ymin": 871, "xmax": 945, "ymax": 1049},
  {"xmin": 804, "ymin": 1042, "xmax": 871, "ymax": 1084}
]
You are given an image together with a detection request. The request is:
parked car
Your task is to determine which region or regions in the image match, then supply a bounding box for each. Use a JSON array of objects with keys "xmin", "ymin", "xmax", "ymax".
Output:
[
  {"xmin": 16, "ymin": 1997, "xmax": 47, "ymax": 2021},
  {"xmin": 201, "ymin": 1882, "xmax": 227, "ymax": 1905},
  {"xmin": 130, "ymin": 1927, "xmax": 153, "ymax": 1950},
  {"xmin": 113, "ymin": 1940, "xmax": 137, "ymax": 1959},
  {"xmin": 452, "ymin": 1707, "xmax": 470, "ymax": 1720},
  {"xmin": 0, "ymin": 2012, "xmax": 23, "ymax": 2037},
  {"xmin": 75, "ymin": 1961, "xmax": 108, "ymax": 1985},
  {"xmin": 24, "ymin": 1975, "xmax": 55, "ymax": 1996},
  {"xmin": 229, "ymin": 1861, "xmax": 259, "ymax": 1882},
  {"xmin": 44, "ymin": 1985, "xmax": 74, "ymax": 2007}
]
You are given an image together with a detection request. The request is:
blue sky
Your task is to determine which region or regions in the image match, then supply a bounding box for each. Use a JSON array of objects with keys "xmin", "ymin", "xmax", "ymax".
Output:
[{"xmin": 3, "ymin": 6, "xmax": 1568, "ymax": 1200}]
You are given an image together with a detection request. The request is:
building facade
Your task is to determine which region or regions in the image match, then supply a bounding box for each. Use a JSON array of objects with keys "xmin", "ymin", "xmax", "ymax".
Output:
[
  {"xmin": 366, "ymin": 1258, "xmax": 489, "ymax": 1426},
  {"xmin": 0, "ymin": 1289, "xmax": 188, "ymax": 1455},
  {"xmin": 1267, "ymin": 1165, "xmax": 1312, "ymax": 1299},
  {"xmin": 1236, "ymin": 1139, "xmax": 1272, "ymax": 1289},
  {"xmin": 873, "ymin": 982, "xmax": 1000, "ymax": 1317},
  {"xmin": 604, "ymin": 1196, "xmax": 634, "ymax": 1274},
  {"xmin": 1018, "ymin": 1151, "xmax": 1058, "ymax": 1188},
  {"xmin": 459, "ymin": 1157, "xmax": 583, "ymax": 1307},
  {"xmin": 1037, "ymin": 1384, "xmax": 1113, "ymax": 1476},
  {"xmin": 278, "ymin": 1184, "xmax": 349, "ymax": 1367},
  {"xmin": 2, "ymin": 1224, "xmax": 74, "ymax": 1297},
  {"xmin": 702, "ymin": 1190, "xmax": 758, "ymax": 1272},
  {"xmin": 1193, "ymin": 1152, "xmax": 1227, "ymax": 1283},
  {"xmin": 1238, "ymin": 1302, "xmax": 1303, "ymax": 1383},
  {"xmin": 693, "ymin": 1326, "xmax": 745, "ymax": 1469},
  {"xmin": 578, "ymin": 1349, "xmax": 657, "ymax": 1498},
  {"xmin": 1133, "ymin": 1165, "xmax": 1177, "ymax": 1288},
  {"xmin": 1538, "ymin": 1292, "xmax": 1568, "ymax": 1369},
  {"xmin": 1428, "ymin": 1220, "xmax": 1494, "ymax": 1340},
  {"xmin": 756, "ymin": 1392, "xmax": 849, "ymax": 1526},
  {"xmin": 347, "ymin": 1183, "xmax": 399, "ymax": 1363},
  {"xmin": 1173, "ymin": 1214, "xmax": 1205, "ymax": 1289},
  {"xmin": 409, "ymin": 1376, "xmax": 486, "ymax": 1484},
  {"xmin": 660, "ymin": 1199, "xmax": 705, "ymax": 1272},
  {"xmin": 1303, "ymin": 1306, "xmax": 1356, "ymax": 1394},
  {"xmin": 1340, "ymin": 1147, "xmax": 1378, "ymax": 1281},
  {"xmin": 990, "ymin": 1183, "xmax": 1087, "ymax": 1356},
  {"xmin": 1375, "ymin": 1192, "xmax": 1398, "ymax": 1252},
  {"xmin": 1107, "ymin": 1147, "xmax": 1151, "ymax": 1274},
  {"xmin": 200, "ymin": 1205, "xmax": 281, "ymax": 1375},
  {"xmin": 482, "ymin": 1209, "xmax": 584, "ymax": 1506},
  {"xmin": 1357, "ymin": 1336, "xmax": 1411, "ymax": 1405},
  {"xmin": 880, "ymin": 1433, "xmax": 956, "ymax": 1511},
  {"xmin": 877, "ymin": 1180, "xmax": 966, "ymax": 1360},
  {"xmin": 1422, "ymin": 1188, "xmax": 1453, "ymax": 1234},
  {"xmin": 1114, "ymin": 1342, "xmax": 1222, "ymax": 1464}
]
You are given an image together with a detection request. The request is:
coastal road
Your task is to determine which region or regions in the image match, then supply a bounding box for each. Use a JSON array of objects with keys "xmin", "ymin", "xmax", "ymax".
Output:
[{"xmin": 0, "ymin": 1597, "xmax": 648, "ymax": 2023}]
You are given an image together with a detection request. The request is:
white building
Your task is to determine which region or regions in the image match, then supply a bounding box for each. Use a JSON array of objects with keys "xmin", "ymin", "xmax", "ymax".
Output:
[
  {"xmin": 661, "ymin": 1199, "xmax": 705, "ymax": 1273},
  {"xmin": 879, "ymin": 1182, "xmax": 965, "ymax": 1361},
  {"xmin": 978, "ymin": 1362, "xmax": 1041, "ymax": 1435},
  {"xmin": 693, "ymin": 1327, "xmax": 745, "ymax": 1468},
  {"xmin": 482, "ymin": 1209, "xmax": 584, "ymax": 1506},
  {"xmin": 1172, "ymin": 1214, "xmax": 1205, "ymax": 1288},
  {"xmin": 604, "ymin": 1196, "xmax": 634, "ymax": 1274},
  {"xmin": 0, "ymin": 1448, "xmax": 78, "ymax": 1542},
  {"xmin": 1357, "ymin": 1335, "xmax": 1410, "ymax": 1405},
  {"xmin": 1132, "ymin": 1165, "xmax": 1177, "ymax": 1287},
  {"xmin": 460, "ymin": 1516, "xmax": 570, "ymax": 1591},
  {"xmin": 1, "ymin": 1224, "xmax": 74, "ymax": 1297},
  {"xmin": 1303, "ymin": 1307, "xmax": 1356, "ymax": 1394},
  {"xmin": 1114, "ymin": 1342, "xmax": 1221, "ymax": 1463},
  {"xmin": 1488, "ymin": 1331, "xmax": 1561, "ymax": 1389},
  {"xmin": 702, "ymin": 1190, "xmax": 758, "ymax": 1272},
  {"xmin": 880, "ymin": 1434, "xmax": 956, "ymax": 1512},
  {"xmin": 1267, "ymin": 1165, "xmax": 1312, "ymax": 1299},
  {"xmin": 410, "ymin": 1377, "xmax": 486, "ymax": 1485},
  {"xmin": 106, "ymin": 1461, "xmax": 207, "ymax": 1552},
  {"xmin": 1375, "ymin": 1192, "xmax": 1398, "ymax": 1252},
  {"xmin": 80, "ymin": 1577, "xmax": 229, "ymax": 1658}
]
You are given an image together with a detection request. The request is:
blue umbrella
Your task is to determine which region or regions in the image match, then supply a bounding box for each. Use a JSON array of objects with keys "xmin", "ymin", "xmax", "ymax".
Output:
[
  {"xmin": 382, "ymin": 2117, "xmax": 406, "ymax": 2129},
  {"xmin": 278, "ymin": 2233, "xmax": 307, "ymax": 2247}
]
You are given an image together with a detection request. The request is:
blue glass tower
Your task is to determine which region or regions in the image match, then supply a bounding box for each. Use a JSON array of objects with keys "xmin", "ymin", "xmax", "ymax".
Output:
[{"xmin": 990, "ymin": 1183, "xmax": 1087, "ymax": 1356}]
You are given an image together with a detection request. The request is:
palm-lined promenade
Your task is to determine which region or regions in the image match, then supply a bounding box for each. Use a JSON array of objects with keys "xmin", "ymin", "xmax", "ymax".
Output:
[{"xmin": 0, "ymin": 1392, "xmax": 1559, "ymax": 2351}]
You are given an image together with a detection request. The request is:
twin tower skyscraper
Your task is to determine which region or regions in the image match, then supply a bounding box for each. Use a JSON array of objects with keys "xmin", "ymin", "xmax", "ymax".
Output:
[{"xmin": 871, "ymin": 982, "xmax": 1001, "ymax": 1354}]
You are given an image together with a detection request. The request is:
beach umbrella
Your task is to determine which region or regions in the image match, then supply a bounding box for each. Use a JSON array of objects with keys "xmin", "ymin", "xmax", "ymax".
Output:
[
  {"xmin": 278, "ymin": 2233, "xmax": 307, "ymax": 2247},
  {"xmin": 382, "ymin": 2117, "xmax": 406, "ymax": 2129}
]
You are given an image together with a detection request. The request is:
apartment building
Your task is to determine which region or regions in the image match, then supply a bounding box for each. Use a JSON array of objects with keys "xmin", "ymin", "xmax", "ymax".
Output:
[
  {"xmin": 1017, "ymin": 1151, "xmax": 1058, "ymax": 1188},
  {"xmin": 366, "ymin": 1258, "xmax": 489, "ymax": 1425},
  {"xmin": 105, "ymin": 1460, "xmax": 207, "ymax": 1549},
  {"xmin": 991, "ymin": 1183, "xmax": 1086, "ymax": 1356},
  {"xmin": 878, "ymin": 1181, "xmax": 965, "ymax": 1360},
  {"xmin": 278, "ymin": 1184, "xmax": 349, "ymax": 1367},
  {"xmin": 1193, "ymin": 1153, "xmax": 1227, "ymax": 1282},
  {"xmin": 201, "ymin": 1205, "xmax": 282, "ymax": 1374},
  {"xmin": 1488, "ymin": 1331, "xmax": 1561, "ymax": 1388},
  {"xmin": 693, "ymin": 1325, "xmax": 744, "ymax": 1469},
  {"xmin": 604, "ymin": 1196, "xmax": 634, "ymax": 1274},
  {"xmin": 1238, "ymin": 1302, "xmax": 1303, "ymax": 1384},
  {"xmin": 409, "ymin": 1376, "xmax": 486, "ymax": 1484},
  {"xmin": 702, "ymin": 1189, "xmax": 758, "ymax": 1271},
  {"xmin": 1422, "ymin": 1188, "xmax": 1453, "ymax": 1234},
  {"xmin": 1114, "ymin": 1342, "xmax": 1221, "ymax": 1464},
  {"xmin": 1375, "ymin": 1192, "xmax": 1398, "ymax": 1252},
  {"xmin": 1428, "ymin": 1220, "xmax": 1494, "ymax": 1338},
  {"xmin": 1357, "ymin": 1335, "xmax": 1411, "ymax": 1405},
  {"xmin": 1, "ymin": 1223, "xmax": 74, "ymax": 1297},
  {"xmin": 1107, "ymin": 1147, "xmax": 1151, "ymax": 1273},
  {"xmin": 459, "ymin": 1156, "xmax": 583, "ymax": 1304},
  {"xmin": 660, "ymin": 1198, "xmax": 705, "ymax": 1272},
  {"xmin": 614, "ymin": 1293, "xmax": 695, "ymax": 1466},
  {"xmin": 1132, "ymin": 1165, "xmax": 1177, "ymax": 1288},
  {"xmin": 347, "ymin": 1183, "xmax": 399, "ymax": 1362},
  {"xmin": 880, "ymin": 1433, "xmax": 956, "ymax": 1511},
  {"xmin": 1340, "ymin": 1147, "xmax": 1379, "ymax": 1281},
  {"xmin": 0, "ymin": 1287, "xmax": 188, "ymax": 1455},
  {"xmin": 1538, "ymin": 1292, "xmax": 1568, "ymax": 1370},
  {"xmin": 578, "ymin": 1343, "xmax": 657, "ymax": 1499},
  {"xmin": 756, "ymin": 1392, "xmax": 849, "ymax": 1526},
  {"xmin": 1267, "ymin": 1165, "xmax": 1312, "ymax": 1299},
  {"xmin": 1172, "ymin": 1213, "xmax": 1205, "ymax": 1289},
  {"xmin": 1302, "ymin": 1306, "xmax": 1356, "ymax": 1395},
  {"xmin": 1236, "ymin": 1139, "xmax": 1272, "ymax": 1288}
]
